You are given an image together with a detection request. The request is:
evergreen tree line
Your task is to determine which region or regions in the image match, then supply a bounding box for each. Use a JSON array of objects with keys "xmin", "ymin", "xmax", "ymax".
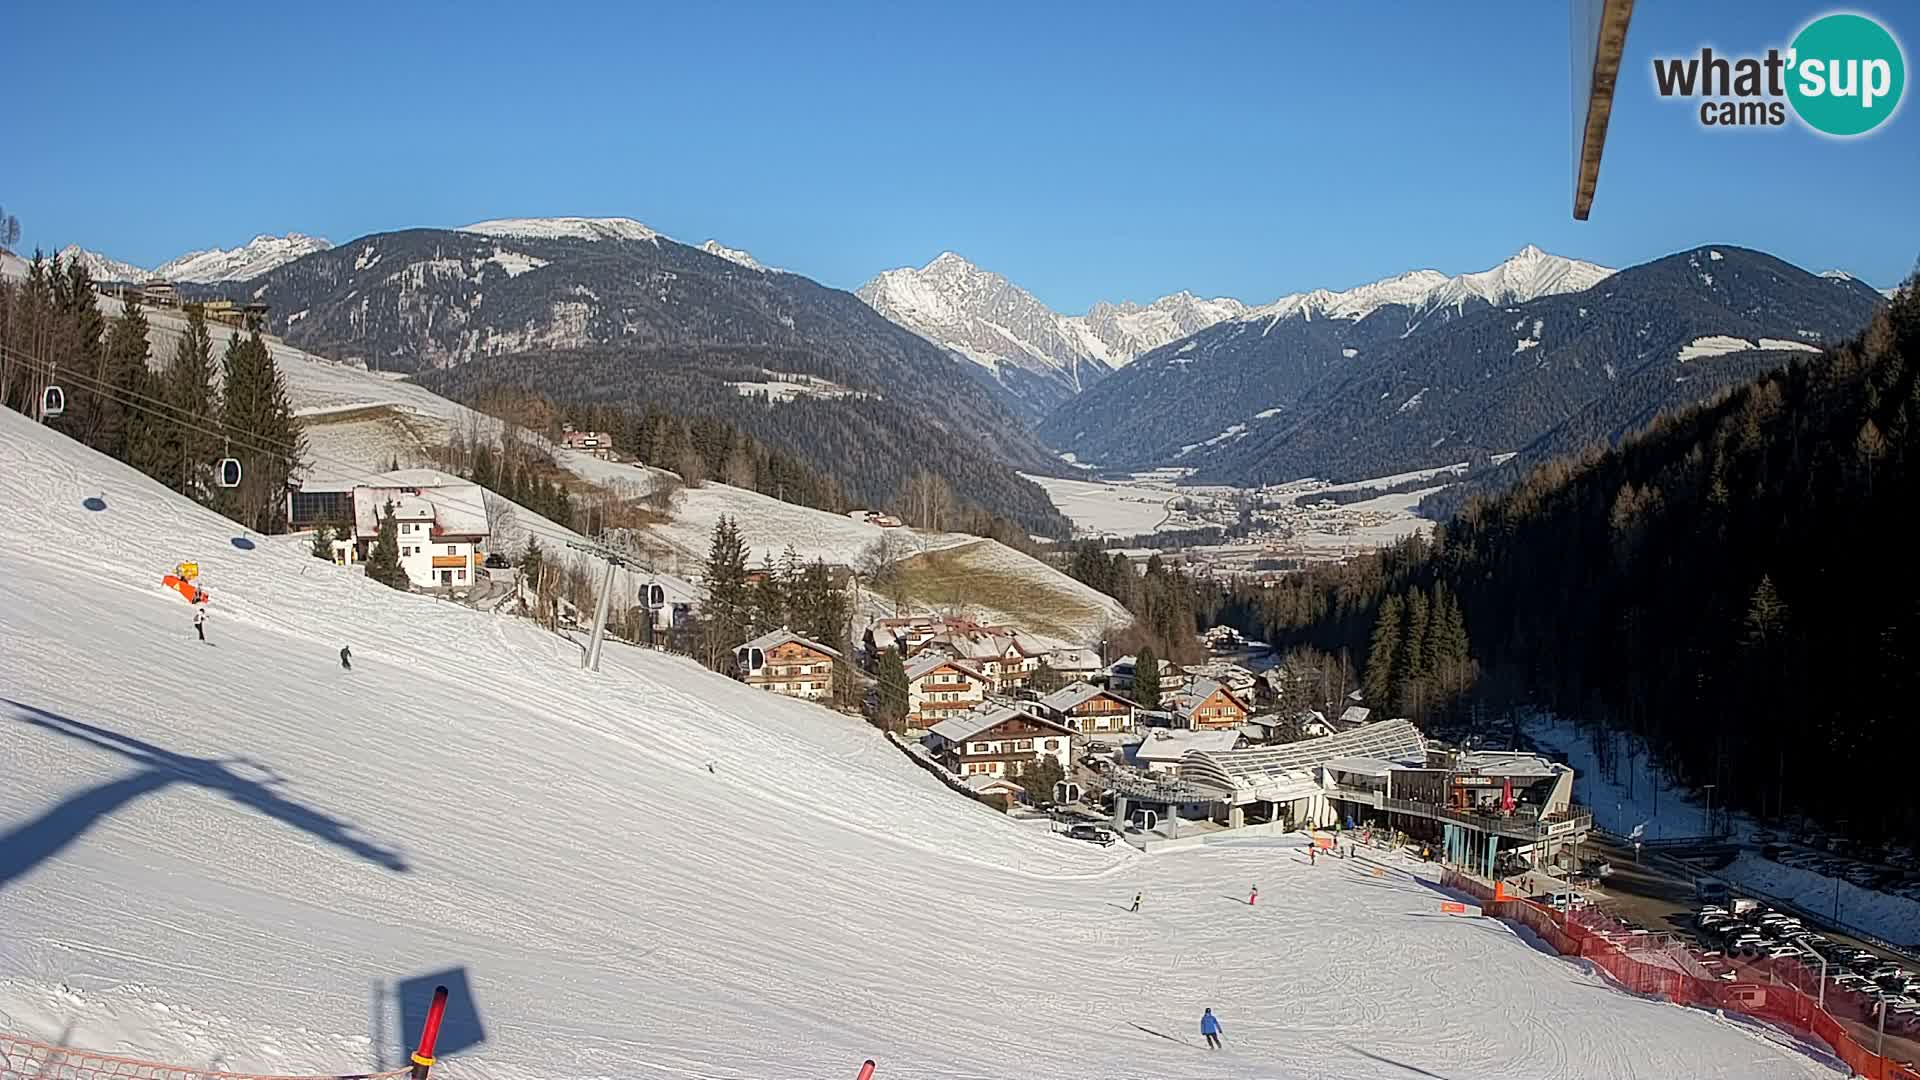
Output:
[
  {"xmin": 1255, "ymin": 273, "xmax": 1920, "ymax": 841},
  {"xmin": 0, "ymin": 251, "xmax": 302, "ymax": 533},
  {"xmin": 413, "ymin": 347, "xmax": 1074, "ymax": 538},
  {"xmin": 1059, "ymin": 542, "xmax": 1216, "ymax": 663},
  {"xmin": 1358, "ymin": 583, "xmax": 1476, "ymax": 725},
  {"xmin": 699, "ymin": 515, "xmax": 859, "ymax": 708}
]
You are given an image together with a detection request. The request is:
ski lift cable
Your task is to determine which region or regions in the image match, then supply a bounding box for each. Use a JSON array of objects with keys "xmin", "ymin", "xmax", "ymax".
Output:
[
  {"xmin": 8, "ymin": 348, "xmax": 640, "ymax": 562},
  {"xmin": 9, "ymin": 351, "xmax": 913, "ymax": 697},
  {"xmin": 0, "ymin": 343, "xmax": 304, "ymax": 459}
]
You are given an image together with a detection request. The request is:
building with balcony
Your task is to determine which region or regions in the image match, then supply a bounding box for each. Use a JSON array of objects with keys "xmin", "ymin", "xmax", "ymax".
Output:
[
  {"xmin": 1105, "ymin": 719, "xmax": 1591, "ymax": 868},
  {"xmin": 736, "ymin": 628, "xmax": 842, "ymax": 701},
  {"xmin": 346, "ymin": 470, "xmax": 492, "ymax": 591},
  {"xmin": 924, "ymin": 704, "xmax": 1074, "ymax": 782}
]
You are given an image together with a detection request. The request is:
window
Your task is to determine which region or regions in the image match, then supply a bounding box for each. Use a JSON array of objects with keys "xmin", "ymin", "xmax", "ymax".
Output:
[
  {"xmin": 445, "ymin": 545, "xmax": 457, "ymax": 555},
  {"xmin": 1016, "ymin": 739, "xmax": 1033, "ymax": 751},
  {"xmin": 1043, "ymin": 739, "xmax": 1057, "ymax": 751},
  {"xmin": 456, "ymin": 570, "xmax": 466, "ymax": 582}
]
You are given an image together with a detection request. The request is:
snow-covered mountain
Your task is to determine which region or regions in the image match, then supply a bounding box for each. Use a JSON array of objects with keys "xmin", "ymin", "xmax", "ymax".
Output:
[
  {"xmin": 699, "ymin": 239, "xmax": 776, "ymax": 272},
  {"xmin": 1044, "ymin": 245, "xmax": 1882, "ymax": 487},
  {"xmin": 1068, "ymin": 292, "xmax": 1249, "ymax": 366},
  {"xmin": 57, "ymin": 244, "xmax": 152, "ymax": 283},
  {"xmin": 153, "ymin": 233, "xmax": 332, "ymax": 283},
  {"xmin": 18, "ymin": 235, "xmax": 329, "ymax": 285},
  {"xmin": 459, "ymin": 216, "xmax": 662, "ymax": 244},
  {"xmin": 856, "ymin": 252, "xmax": 1243, "ymax": 422},
  {"xmin": 1237, "ymin": 245, "xmax": 1614, "ymax": 330}
]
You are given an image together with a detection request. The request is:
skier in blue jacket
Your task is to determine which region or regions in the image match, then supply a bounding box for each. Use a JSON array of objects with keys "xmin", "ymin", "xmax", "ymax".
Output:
[{"xmin": 1201, "ymin": 1008, "xmax": 1223, "ymax": 1050}]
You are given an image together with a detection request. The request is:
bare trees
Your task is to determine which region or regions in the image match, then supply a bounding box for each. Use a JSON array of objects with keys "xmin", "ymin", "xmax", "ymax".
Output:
[
  {"xmin": 857, "ymin": 530, "xmax": 919, "ymax": 613},
  {"xmin": 897, "ymin": 468, "xmax": 954, "ymax": 531}
]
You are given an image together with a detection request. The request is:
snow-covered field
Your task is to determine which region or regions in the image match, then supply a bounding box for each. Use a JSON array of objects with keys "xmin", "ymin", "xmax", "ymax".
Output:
[
  {"xmin": 0, "ymin": 410, "xmax": 1838, "ymax": 1080},
  {"xmin": 1019, "ymin": 473, "xmax": 1173, "ymax": 537}
]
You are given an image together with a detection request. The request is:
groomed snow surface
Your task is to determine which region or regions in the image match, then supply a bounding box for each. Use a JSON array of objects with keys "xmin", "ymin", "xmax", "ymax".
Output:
[{"xmin": 0, "ymin": 410, "xmax": 1840, "ymax": 1080}]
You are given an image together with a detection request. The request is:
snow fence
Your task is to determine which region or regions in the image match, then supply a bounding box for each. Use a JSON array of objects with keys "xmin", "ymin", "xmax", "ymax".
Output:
[
  {"xmin": 1445, "ymin": 869, "xmax": 1920, "ymax": 1080},
  {"xmin": 0, "ymin": 1035, "xmax": 413, "ymax": 1080}
]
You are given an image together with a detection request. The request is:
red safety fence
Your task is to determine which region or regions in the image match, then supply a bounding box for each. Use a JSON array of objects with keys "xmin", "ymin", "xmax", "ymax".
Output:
[
  {"xmin": 1444, "ymin": 869, "xmax": 1920, "ymax": 1080},
  {"xmin": 0, "ymin": 1034, "xmax": 412, "ymax": 1080}
]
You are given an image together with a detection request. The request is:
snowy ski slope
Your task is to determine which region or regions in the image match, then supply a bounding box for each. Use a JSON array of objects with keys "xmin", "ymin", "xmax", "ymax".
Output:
[
  {"xmin": 0, "ymin": 410, "xmax": 1840, "ymax": 1080},
  {"xmin": 108, "ymin": 303, "xmax": 1123, "ymax": 641}
]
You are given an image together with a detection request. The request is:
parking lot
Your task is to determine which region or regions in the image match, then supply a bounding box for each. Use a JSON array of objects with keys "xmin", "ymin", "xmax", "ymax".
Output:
[{"xmin": 1566, "ymin": 834, "xmax": 1920, "ymax": 1067}]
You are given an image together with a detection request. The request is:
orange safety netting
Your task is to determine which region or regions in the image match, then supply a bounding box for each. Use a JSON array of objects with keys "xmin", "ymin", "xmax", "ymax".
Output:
[
  {"xmin": 1445, "ymin": 868, "xmax": 1920, "ymax": 1080},
  {"xmin": 1, "ymin": 1034, "xmax": 414, "ymax": 1080}
]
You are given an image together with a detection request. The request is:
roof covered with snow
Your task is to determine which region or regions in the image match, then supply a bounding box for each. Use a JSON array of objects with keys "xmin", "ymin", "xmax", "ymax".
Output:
[
  {"xmin": 928, "ymin": 704, "xmax": 1073, "ymax": 745},
  {"xmin": 738, "ymin": 628, "xmax": 843, "ymax": 659},
  {"xmin": 1037, "ymin": 682, "xmax": 1135, "ymax": 713},
  {"xmin": 1130, "ymin": 727, "xmax": 1243, "ymax": 763}
]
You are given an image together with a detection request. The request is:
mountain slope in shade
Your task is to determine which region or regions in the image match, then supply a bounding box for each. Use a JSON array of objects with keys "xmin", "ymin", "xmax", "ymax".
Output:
[
  {"xmin": 56, "ymin": 245, "xmax": 151, "ymax": 283},
  {"xmin": 210, "ymin": 226, "xmax": 1071, "ymax": 533},
  {"xmin": 153, "ymin": 234, "xmax": 332, "ymax": 282},
  {"xmin": 1193, "ymin": 246, "xmax": 1886, "ymax": 488},
  {"xmin": 1038, "ymin": 246, "xmax": 1615, "ymax": 467},
  {"xmin": 856, "ymin": 253, "xmax": 1244, "ymax": 422}
]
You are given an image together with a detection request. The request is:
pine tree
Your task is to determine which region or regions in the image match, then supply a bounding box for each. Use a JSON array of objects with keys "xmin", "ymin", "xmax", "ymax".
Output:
[
  {"xmin": 702, "ymin": 515, "xmax": 752, "ymax": 657},
  {"xmin": 54, "ymin": 257, "xmax": 112, "ymax": 452},
  {"xmin": 107, "ymin": 297, "xmax": 157, "ymax": 471},
  {"xmin": 161, "ymin": 304, "xmax": 219, "ymax": 501},
  {"xmin": 365, "ymin": 501, "xmax": 409, "ymax": 590},
  {"xmin": 748, "ymin": 554, "xmax": 786, "ymax": 634},
  {"xmin": 310, "ymin": 523, "xmax": 334, "ymax": 561},
  {"xmin": 1017, "ymin": 754, "xmax": 1067, "ymax": 805},
  {"xmin": 1031, "ymin": 658, "xmax": 1064, "ymax": 695},
  {"xmin": 875, "ymin": 646, "xmax": 910, "ymax": 730},
  {"xmin": 1743, "ymin": 574, "xmax": 1789, "ymax": 646},
  {"xmin": 800, "ymin": 560, "xmax": 849, "ymax": 655},
  {"xmin": 219, "ymin": 327, "xmax": 303, "ymax": 532},
  {"xmin": 1133, "ymin": 645, "xmax": 1161, "ymax": 711},
  {"xmin": 1399, "ymin": 589, "xmax": 1430, "ymax": 685},
  {"xmin": 1362, "ymin": 594, "xmax": 1404, "ymax": 705}
]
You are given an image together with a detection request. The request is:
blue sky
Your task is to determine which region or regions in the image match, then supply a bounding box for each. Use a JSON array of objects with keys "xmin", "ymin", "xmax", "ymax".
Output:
[{"xmin": 7, "ymin": 0, "xmax": 1915, "ymax": 310}]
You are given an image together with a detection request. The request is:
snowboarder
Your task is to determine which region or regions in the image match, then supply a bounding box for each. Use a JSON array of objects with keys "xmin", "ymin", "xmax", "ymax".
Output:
[
  {"xmin": 1129, "ymin": 891, "xmax": 1142, "ymax": 913},
  {"xmin": 340, "ymin": 645, "xmax": 352, "ymax": 670},
  {"xmin": 193, "ymin": 607, "xmax": 207, "ymax": 642},
  {"xmin": 1248, "ymin": 884, "xmax": 1258, "ymax": 906},
  {"xmin": 1200, "ymin": 1008, "xmax": 1223, "ymax": 1050}
]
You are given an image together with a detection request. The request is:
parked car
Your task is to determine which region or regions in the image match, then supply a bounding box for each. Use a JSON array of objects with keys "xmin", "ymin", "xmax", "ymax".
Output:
[
  {"xmin": 1065, "ymin": 823, "xmax": 1116, "ymax": 847},
  {"xmin": 484, "ymin": 552, "xmax": 511, "ymax": 569}
]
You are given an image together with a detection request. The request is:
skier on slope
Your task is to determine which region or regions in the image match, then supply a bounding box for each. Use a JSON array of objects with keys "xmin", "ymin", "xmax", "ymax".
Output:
[
  {"xmin": 1200, "ymin": 1008, "xmax": 1224, "ymax": 1050},
  {"xmin": 1248, "ymin": 883, "xmax": 1258, "ymax": 906},
  {"xmin": 1308, "ymin": 843, "xmax": 1317, "ymax": 866},
  {"xmin": 1129, "ymin": 891, "xmax": 1142, "ymax": 913},
  {"xmin": 340, "ymin": 645, "xmax": 352, "ymax": 671},
  {"xmin": 193, "ymin": 607, "xmax": 208, "ymax": 642}
]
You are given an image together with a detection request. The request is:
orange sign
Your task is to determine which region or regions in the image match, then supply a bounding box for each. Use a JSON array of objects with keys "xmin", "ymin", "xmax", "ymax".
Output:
[
  {"xmin": 1314, "ymin": 836, "xmax": 1335, "ymax": 849},
  {"xmin": 1440, "ymin": 901, "xmax": 1469, "ymax": 915}
]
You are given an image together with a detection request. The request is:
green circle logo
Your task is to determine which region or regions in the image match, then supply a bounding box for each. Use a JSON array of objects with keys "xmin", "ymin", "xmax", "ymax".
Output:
[{"xmin": 1787, "ymin": 13, "xmax": 1906, "ymax": 136}]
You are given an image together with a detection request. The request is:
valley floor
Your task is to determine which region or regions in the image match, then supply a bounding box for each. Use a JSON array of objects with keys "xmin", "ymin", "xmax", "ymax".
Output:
[{"xmin": 0, "ymin": 410, "xmax": 1841, "ymax": 1080}]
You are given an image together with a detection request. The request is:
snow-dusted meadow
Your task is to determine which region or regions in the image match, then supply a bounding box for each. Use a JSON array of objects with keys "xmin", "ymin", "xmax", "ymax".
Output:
[{"xmin": 0, "ymin": 410, "xmax": 1841, "ymax": 1080}]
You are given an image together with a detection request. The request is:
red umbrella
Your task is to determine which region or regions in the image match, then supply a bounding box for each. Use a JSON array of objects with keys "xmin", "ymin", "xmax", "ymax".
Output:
[{"xmin": 1501, "ymin": 777, "xmax": 1515, "ymax": 813}]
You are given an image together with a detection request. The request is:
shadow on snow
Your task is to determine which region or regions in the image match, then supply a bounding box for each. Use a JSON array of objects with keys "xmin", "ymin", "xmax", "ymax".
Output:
[{"xmin": 0, "ymin": 698, "xmax": 409, "ymax": 892}]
